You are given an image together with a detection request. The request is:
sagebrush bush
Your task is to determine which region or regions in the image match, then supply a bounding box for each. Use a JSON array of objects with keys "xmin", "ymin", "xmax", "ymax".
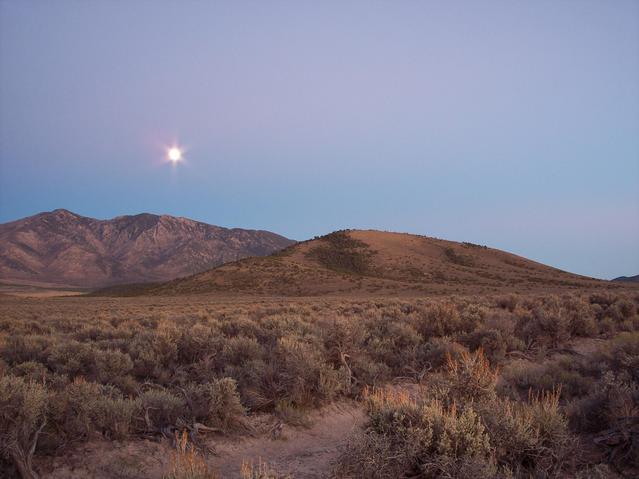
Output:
[
  {"xmin": 500, "ymin": 356, "xmax": 593, "ymax": 400},
  {"xmin": 138, "ymin": 389, "xmax": 186, "ymax": 432},
  {"xmin": 97, "ymin": 396, "xmax": 138, "ymax": 440},
  {"xmin": 445, "ymin": 348, "xmax": 497, "ymax": 402},
  {"xmin": 416, "ymin": 302, "xmax": 463, "ymax": 337},
  {"xmin": 186, "ymin": 378, "xmax": 245, "ymax": 432},
  {"xmin": 350, "ymin": 386, "xmax": 493, "ymax": 478},
  {"xmin": 49, "ymin": 378, "xmax": 103, "ymax": 440},
  {"xmin": 0, "ymin": 375, "xmax": 48, "ymax": 479}
]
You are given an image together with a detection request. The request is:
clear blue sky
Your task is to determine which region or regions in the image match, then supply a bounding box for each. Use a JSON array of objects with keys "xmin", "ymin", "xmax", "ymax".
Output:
[{"xmin": 1, "ymin": 1, "xmax": 638, "ymax": 279}]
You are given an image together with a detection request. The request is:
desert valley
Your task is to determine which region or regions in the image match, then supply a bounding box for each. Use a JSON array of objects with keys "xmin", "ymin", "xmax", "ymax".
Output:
[{"xmin": 1, "ymin": 210, "xmax": 638, "ymax": 478}]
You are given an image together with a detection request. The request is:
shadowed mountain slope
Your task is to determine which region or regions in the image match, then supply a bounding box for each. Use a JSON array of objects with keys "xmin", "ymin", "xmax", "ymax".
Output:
[
  {"xmin": 114, "ymin": 230, "xmax": 629, "ymax": 297},
  {"xmin": 613, "ymin": 275, "xmax": 639, "ymax": 283},
  {"xmin": 0, "ymin": 209, "xmax": 294, "ymax": 287}
]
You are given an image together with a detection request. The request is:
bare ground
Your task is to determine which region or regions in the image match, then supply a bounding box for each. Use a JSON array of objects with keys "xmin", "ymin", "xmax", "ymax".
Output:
[{"xmin": 37, "ymin": 402, "xmax": 365, "ymax": 479}]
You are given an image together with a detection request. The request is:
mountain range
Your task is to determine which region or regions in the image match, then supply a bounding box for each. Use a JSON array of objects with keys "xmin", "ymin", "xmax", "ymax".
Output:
[{"xmin": 0, "ymin": 209, "xmax": 294, "ymax": 287}]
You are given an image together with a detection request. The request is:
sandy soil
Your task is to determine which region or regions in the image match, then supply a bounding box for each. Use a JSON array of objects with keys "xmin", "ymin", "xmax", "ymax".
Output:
[
  {"xmin": 38, "ymin": 402, "xmax": 365, "ymax": 479},
  {"xmin": 211, "ymin": 403, "xmax": 365, "ymax": 478}
]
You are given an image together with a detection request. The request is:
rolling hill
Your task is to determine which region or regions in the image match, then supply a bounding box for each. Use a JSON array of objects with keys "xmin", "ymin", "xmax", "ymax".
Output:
[
  {"xmin": 107, "ymin": 229, "xmax": 628, "ymax": 297},
  {"xmin": 0, "ymin": 209, "xmax": 294, "ymax": 287}
]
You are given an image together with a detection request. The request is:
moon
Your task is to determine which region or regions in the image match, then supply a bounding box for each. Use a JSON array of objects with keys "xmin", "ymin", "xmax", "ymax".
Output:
[{"xmin": 167, "ymin": 147, "xmax": 182, "ymax": 162}]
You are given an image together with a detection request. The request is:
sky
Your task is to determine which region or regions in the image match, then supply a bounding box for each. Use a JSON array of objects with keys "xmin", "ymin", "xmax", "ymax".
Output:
[{"xmin": 0, "ymin": 1, "xmax": 638, "ymax": 279}]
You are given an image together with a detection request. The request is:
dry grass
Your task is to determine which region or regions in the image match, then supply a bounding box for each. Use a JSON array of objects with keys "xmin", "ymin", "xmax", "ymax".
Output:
[{"xmin": 163, "ymin": 431, "xmax": 218, "ymax": 479}]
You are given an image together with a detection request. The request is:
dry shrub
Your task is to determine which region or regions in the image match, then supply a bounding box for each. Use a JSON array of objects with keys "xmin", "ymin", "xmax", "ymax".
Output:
[
  {"xmin": 528, "ymin": 389, "xmax": 572, "ymax": 454},
  {"xmin": 1, "ymin": 335, "xmax": 51, "ymax": 365},
  {"xmin": 95, "ymin": 349, "xmax": 133, "ymax": 383},
  {"xmin": 97, "ymin": 396, "xmax": 138, "ymax": 440},
  {"xmin": 590, "ymin": 294, "xmax": 639, "ymax": 334},
  {"xmin": 563, "ymin": 296, "xmax": 598, "ymax": 337},
  {"xmin": 568, "ymin": 371, "xmax": 638, "ymax": 431},
  {"xmin": 177, "ymin": 324, "xmax": 222, "ymax": 363},
  {"xmin": 46, "ymin": 340, "xmax": 97, "ymax": 378},
  {"xmin": 567, "ymin": 373, "xmax": 639, "ymax": 469},
  {"xmin": 129, "ymin": 327, "xmax": 179, "ymax": 382},
  {"xmin": 348, "ymin": 357, "xmax": 391, "ymax": 388},
  {"xmin": 335, "ymin": 431, "xmax": 409, "ymax": 479},
  {"xmin": 273, "ymin": 336, "xmax": 347, "ymax": 405},
  {"xmin": 459, "ymin": 303, "xmax": 488, "ymax": 331},
  {"xmin": 46, "ymin": 378, "xmax": 137, "ymax": 443},
  {"xmin": 221, "ymin": 336, "xmax": 264, "ymax": 367},
  {"xmin": 363, "ymin": 319, "xmax": 422, "ymax": 373},
  {"xmin": 478, "ymin": 389, "xmax": 574, "ymax": 476},
  {"xmin": 138, "ymin": 389, "xmax": 185, "ymax": 432},
  {"xmin": 49, "ymin": 378, "xmax": 103, "ymax": 440},
  {"xmin": 0, "ymin": 375, "xmax": 48, "ymax": 479},
  {"xmin": 445, "ymin": 348, "xmax": 497, "ymax": 402},
  {"xmin": 500, "ymin": 357, "xmax": 592, "ymax": 400},
  {"xmin": 338, "ymin": 386, "xmax": 493, "ymax": 478},
  {"xmin": 461, "ymin": 312, "xmax": 521, "ymax": 364},
  {"xmin": 590, "ymin": 293, "xmax": 617, "ymax": 307},
  {"xmin": 11, "ymin": 362, "xmax": 48, "ymax": 383},
  {"xmin": 339, "ymin": 354, "xmax": 576, "ymax": 478},
  {"xmin": 422, "ymin": 337, "xmax": 467, "ymax": 369},
  {"xmin": 496, "ymin": 294, "xmax": 519, "ymax": 312},
  {"xmin": 518, "ymin": 297, "xmax": 571, "ymax": 348},
  {"xmin": 462, "ymin": 328, "xmax": 509, "ymax": 363},
  {"xmin": 185, "ymin": 378, "xmax": 245, "ymax": 432},
  {"xmin": 597, "ymin": 332, "xmax": 639, "ymax": 382},
  {"xmin": 416, "ymin": 302, "xmax": 464, "ymax": 337}
]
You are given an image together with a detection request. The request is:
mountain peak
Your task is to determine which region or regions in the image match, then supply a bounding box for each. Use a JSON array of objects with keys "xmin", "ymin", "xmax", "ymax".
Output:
[
  {"xmin": 50, "ymin": 208, "xmax": 80, "ymax": 217},
  {"xmin": 0, "ymin": 211, "xmax": 294, "ymax": 287}
]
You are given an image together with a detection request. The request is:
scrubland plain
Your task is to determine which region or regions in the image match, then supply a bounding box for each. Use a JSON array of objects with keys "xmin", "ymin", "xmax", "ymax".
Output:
[
  {"xmin": 1, "ymin": 291, "xmax": 638, "ymax": 478},
  {"xmin": 1, "ymin": 231, "xmax": 638, "ymax": 478}
]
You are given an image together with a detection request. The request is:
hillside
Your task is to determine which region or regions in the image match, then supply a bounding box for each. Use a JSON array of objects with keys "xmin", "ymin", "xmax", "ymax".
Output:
[
  {"xmin": 115, "ymin": 229, "xmax": 627, "ymax": 297},
  {"xmin": 613, "ymin": 274, "xmax": 639, "ymax": 283},
  {"xmin": 0, "ymin": 209, "xmax": 294, "ymax": 287}
]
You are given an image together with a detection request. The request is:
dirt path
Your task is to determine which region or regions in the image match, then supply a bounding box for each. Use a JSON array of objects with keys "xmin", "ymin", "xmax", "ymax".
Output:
[
  {"xmin": 210, "ymin": 403, "xmax": 365, "ymax": 478},
  {"xmin": 38, "ymin": 402, "xmax": 365, "ymax": 478}
]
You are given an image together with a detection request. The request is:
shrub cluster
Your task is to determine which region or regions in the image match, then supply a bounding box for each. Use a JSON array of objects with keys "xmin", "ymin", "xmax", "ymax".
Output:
[
  {"xmin": 337, "ymin": 351, "xmax": 576, "ymax": 478},
  {"xmin": 443, "ymin": 246, "xmax": 475, "ymax": 267},
  {"xmin": 305, "ymin": 230, "xmax": 376, "ymax": 274}
]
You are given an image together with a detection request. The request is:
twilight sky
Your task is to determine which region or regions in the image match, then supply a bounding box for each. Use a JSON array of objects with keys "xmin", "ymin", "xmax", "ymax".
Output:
[{"xmin": 1, "ymin": 1, "xmax": 638, "ymax": 279}]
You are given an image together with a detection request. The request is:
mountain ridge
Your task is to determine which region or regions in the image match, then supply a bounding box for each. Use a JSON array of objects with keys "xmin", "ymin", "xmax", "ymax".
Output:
[
  {"xmin": 613, "ymin": 274, "xmax": 639, "ymax": 283},
  {"xmin": 0, "ymin": 209, "xmax": 295, "ymax": 287}
]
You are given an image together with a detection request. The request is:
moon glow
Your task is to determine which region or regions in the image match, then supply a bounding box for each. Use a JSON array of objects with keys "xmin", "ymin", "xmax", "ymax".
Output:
[{"xmin": 167, "ymin": 147, "xmax": 182, "ymax": 162}]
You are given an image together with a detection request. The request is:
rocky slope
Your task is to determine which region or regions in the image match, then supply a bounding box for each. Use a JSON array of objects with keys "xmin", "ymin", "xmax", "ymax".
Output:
[{"xmin": 0, "ymin": 209, "xmax": 294, "ymax": 287}]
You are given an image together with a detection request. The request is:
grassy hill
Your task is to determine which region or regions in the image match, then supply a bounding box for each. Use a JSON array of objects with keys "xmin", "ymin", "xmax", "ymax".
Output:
[{"xmin": 98, "ymin": 230, "xmax": 630, "ymax": 296}]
